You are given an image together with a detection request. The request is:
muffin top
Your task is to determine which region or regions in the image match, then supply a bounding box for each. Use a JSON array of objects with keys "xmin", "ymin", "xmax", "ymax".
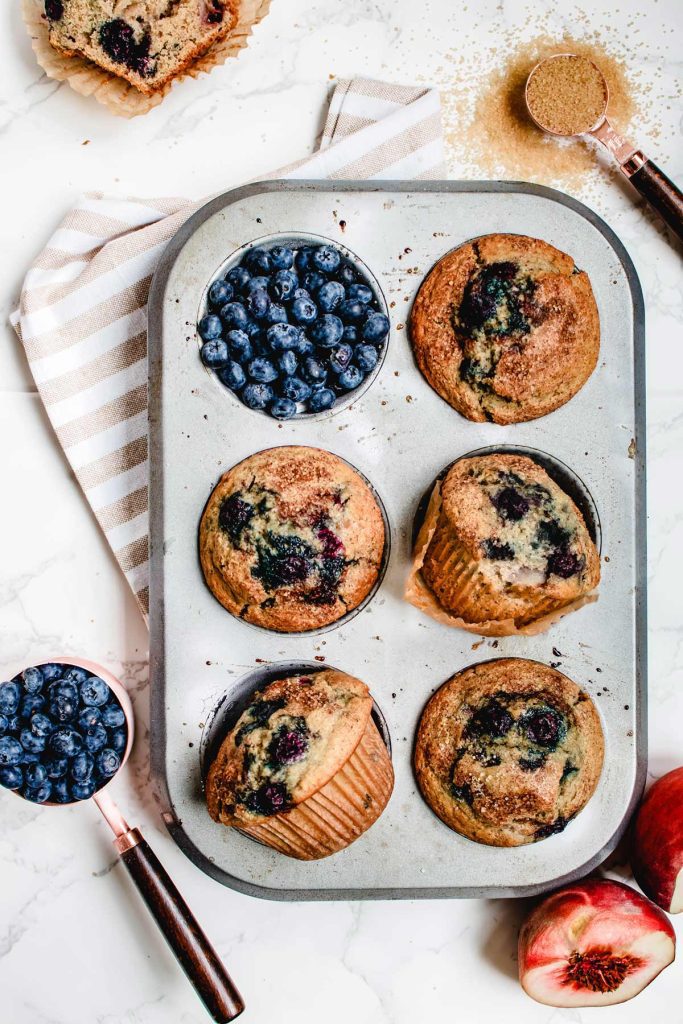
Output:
[
  {"xmin": 206, "ymin": 669, "xmax": 373, "ymax": 826},
  {"xmin": 410, "ymin": 234, "xmax": 600, "ymax": 424},
  {"xmin": 199, "ymin": 446, "xmax": 386, "ymax": 632},
  {"xmin": 414, "ymin": 658, "xmax": 604, "ymax": 846},
  {"xmin": 422, "ymin": 453, "xmax": 600, "ymax": 627}
]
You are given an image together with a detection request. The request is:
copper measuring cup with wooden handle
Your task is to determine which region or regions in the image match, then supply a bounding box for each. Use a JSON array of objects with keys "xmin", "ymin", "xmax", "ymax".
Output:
[
  {"xmin": 525, "ymin": 54, "xmax": 683, "ymax": 244},
  {"xmin": 14, "ymin": 657, "xmax": 244, "ymax": 1023}
]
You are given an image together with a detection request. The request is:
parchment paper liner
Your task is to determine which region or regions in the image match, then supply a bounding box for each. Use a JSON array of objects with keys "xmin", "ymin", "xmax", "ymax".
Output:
[
  {"xmin": 404, "ymin": 480, "xmax": 598, "ymax": 638},
  {"xmin": 23, "ymin": 0, "xmax": 271, "ymax": 118},
  {"xmin": 239, "ymin": 718, "xmax": 395, "ymax": 861}
]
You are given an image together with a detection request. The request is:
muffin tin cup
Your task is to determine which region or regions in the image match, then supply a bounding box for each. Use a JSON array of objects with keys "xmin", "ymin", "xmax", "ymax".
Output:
[{"xmin": 149, "ymin": 180, "xmax": 646, "ymax": 900}]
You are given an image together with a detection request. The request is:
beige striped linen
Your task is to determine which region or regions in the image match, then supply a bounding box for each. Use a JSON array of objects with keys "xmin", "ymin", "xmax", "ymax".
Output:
[{"xmin": 11, "ymin": 79, "xmax": 445, "ymax": 621}]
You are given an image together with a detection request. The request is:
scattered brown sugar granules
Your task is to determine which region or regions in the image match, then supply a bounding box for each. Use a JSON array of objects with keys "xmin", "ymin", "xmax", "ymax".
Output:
[
  {"xmin": 526, "ymin": 54, "xmax": 608, "ymax": 135},
  {"xmin": 443, "ymin": 34, "xmax": 638, "ymax": 189}
]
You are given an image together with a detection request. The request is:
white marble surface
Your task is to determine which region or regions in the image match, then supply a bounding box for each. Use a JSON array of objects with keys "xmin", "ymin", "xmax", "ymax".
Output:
[{"xmin": 1, "ymin": 1, "xmax": 682, "ymax": 1022}]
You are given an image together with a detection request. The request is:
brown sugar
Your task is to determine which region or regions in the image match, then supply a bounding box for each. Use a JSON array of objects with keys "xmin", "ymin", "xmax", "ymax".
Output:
[{"xmin": 526, "ymin": 54, "xmax": 608, "ymax": 135}]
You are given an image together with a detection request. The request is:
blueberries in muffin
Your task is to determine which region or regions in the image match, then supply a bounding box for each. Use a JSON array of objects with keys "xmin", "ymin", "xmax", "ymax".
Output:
[
  {"xmin": 535, "ymin": 815, "xmax": 569, "ymax": 839},
  {"xmin": 458, "ymin": 261, "xmax": 534, "ymax": 337},
  {"xmin": 518, "ymin": 706, "xmax": 567, "ymax": 749},
  {"xmin": 536, "ymin": 518, "xmax": 571, "ymax": 548},
  {"xmin": 492, "ymin": 487, "xmax": 530, "ymax": 521},
  {"xmin": 253, "ymin": 533, "xmax": 315, "ymax": 591},
  {"xmin": 482, "ymin": 539, "xmax": 515, "ymax": 560},
  {"xmin": 204, "ymin": 0, "xmax": 225, "ymax": 24},
  {"xmin": 547, "ymin": 548, "xmax": 583, "ymax": 579},
  {"xmin": 269, "ymin": 721, "xmax": 309, "ymax": 766},
  {"xmin": 519, "ymin": 751, "xmax": 548, "ymax": 772},
  {"xmin": 218, "ymin": 493, "xmax": 254, "ymax": 541},
  {"xmin": 44, "ymin": 0, "xmax": 63, "ymax": 19},
  {"xmin": 467, "ymin": 700, "xmax": 514, "ymax": 738},
  {"xmin": 99, "ymin": 20, "xmax": 153, "ymax": 77},
  {"xmin": 450, "ymin": 782, "xmax": 474, "ymax": 806},
  {"xmin": 245, "ymin": 781, "xmax": 291, "ymax": 816}
]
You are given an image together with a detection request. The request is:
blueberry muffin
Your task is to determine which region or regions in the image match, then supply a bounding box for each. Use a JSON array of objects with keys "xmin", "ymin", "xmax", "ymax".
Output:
[
  {"xmin": 410, "ymin": 234, "xmax": 600, "ymax": 424},
  {"xmin": 43, "ymin": 0, "xmax": 239, "ymax": 95},
  {"xmin": 199, "ymin": 446, "xmax": 386, "ymax": 632},
  {"xmin": 414, "ymin": 659, "xmax": 604, "ymax": 846},
  {"xmin": 206, "ymin": 669, "xmax": 394, "ymax": 859},
  {"xmin": 419, "ymin": 453, "xmax": 600, "ymax": 632}
]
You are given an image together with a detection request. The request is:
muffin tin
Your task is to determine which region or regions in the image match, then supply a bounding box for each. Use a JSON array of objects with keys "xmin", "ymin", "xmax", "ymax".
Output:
[{"xmin": 148, "ymin": 180, "xmax": 646, "ymax": 899}]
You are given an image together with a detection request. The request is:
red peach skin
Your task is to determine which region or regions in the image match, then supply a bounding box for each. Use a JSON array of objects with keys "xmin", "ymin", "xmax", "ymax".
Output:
[
  {"xmin": 631, "ymin": 767, "xmax": 683, "ymax": 914},
  {"xmin": 519, "ymin": 878, "xmax": 675, "ymax": 1007}
]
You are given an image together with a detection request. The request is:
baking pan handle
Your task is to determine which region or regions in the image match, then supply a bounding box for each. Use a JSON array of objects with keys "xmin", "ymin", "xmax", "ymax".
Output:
[
  {"xmin": 117, "ymin": 829, "xmax": 245, "ymax": 1022},
  {"xmin": 624, "ymin": 154, "xmax": 683, "ymax": 243}
]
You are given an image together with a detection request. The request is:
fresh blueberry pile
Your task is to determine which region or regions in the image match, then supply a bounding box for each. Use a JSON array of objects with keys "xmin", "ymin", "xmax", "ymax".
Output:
[
  {"xmin": 197, "ymin": 240, "xmax": 390, "ymax": 419},
  {"xmin": 0, "ymin": 663, "xmax": 127, "ymax": 804}
]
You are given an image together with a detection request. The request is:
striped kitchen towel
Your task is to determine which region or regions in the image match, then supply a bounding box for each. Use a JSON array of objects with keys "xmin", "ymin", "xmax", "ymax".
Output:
[{"xmin": 11, "ymin": 78, "xmax": 445, "ymax": 621}]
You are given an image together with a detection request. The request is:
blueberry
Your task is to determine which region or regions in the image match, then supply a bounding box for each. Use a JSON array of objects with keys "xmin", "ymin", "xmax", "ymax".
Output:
[
  {"xmin": 348, "ymin": 283, "xmax": 373, "ymax": 304},
  {"xmin": 266, "ymin": 323, "xmax": 300, "ymax": 352},
  {"xmin": 98, "ymin": 19, "xmax": 134, "ymax": 64},
  {"xmin": 102, "ymin": 703, "xmax": 125, "ymax": 729},
  {"xmin": 21, "ymin": 752, "xmax": 40, "ymax": 765},
  {"xmin": 208, "ymin": 279, "xmax": 234, "ymax": 308},
  {"xmin": 336, "ymin": 261, "xmax": 357, "ymax": 286},
  {"xmin": 41, "ymin": 664, "xmax": 63, "ymax": 682},
  {"xmin": 0, "ymin": 765, "xmax": 23, "ymax": 789},
  {"xmin": 492, "ymin": 487, "xmax": 529, "ymax": 521},
  {"xmin": 295, "ymin": 247, "xmax": 314, "ymax": 272},
  {"xmin": 62, "ymin": 667, "xmax": 88, "ymax": 685},
  {"xmin": 362, "ymin": 312, "xmax": 390, "ymax": 343},
  {"xmin": 49, "ymin": 692, "xmax": 77, "ymax": 722},
  {"xmin": 0, "ymin": 715, "xmax": 7, "ymax": 735},
  {"xmin": 280, "ymin": 377, "xmax": 312, "ymax": 402},
  {"xmin": 342, "ymin": 325, "xmax": 358, "ymax": 345},
  {"xmin": 269, "ymin": 727, "xmax": 308, "ymax": 765},
  {"xmin": 49, "ymin": 727, "xmax": 83, "ymax": 758},
  {"xmin": 246, "ymin": 275, "xmax": 270, "ymax": 294},
  {"xmin": 329, "ymin": 343, "xmax": 353, "ymax": 374},
  {"xmin": 519, "ymin": 706, "xmax": 566, "ymax": 748},
  {"xmin": 303, "ymin": 271, "xmax": 326, "ymax": 294},
  {"xmin": 78, "ymin": 706, "xmax": 101, "ymax": 731},
  {"xmin": 19, "ymin": 729, "xmax": 46, "ymax": 754},
  {"xmin": 354, "ymin": 344, "xmax": 379, "ymax": 373},
  {"xmin": 30, "ymin": 713, "xmax": 54, "ymax": 738},
  {"xmin": 245, "ymin": 781, "xmax": 290, "ymax": 816},
  {"xmin": 310, "ymin": 314, "xmax": 343, "ymax": 348},
  {"xmin": 270, "ymin": 270, "xmax": 298, "ymax": 302},
  {"xmin": 226, "ymin": 266, "xmax": 251, "ymax": 291},
  {"xmin": 265, "ymin": 303, "xmax": 288, "ymax": 326},
  {"xmin": 198, "ymin": 314, "xmax": 223, "ymax": 342},
  {"xmin": 278, "ymin": 350, "xmax": 298, "ymax": 376},
  {"xmin": 219, "ymin": 301, "xmax": 249, "ymax": 332},
  {"xmin": 52, "ymin": 778, "xmax": 71, "ymax": 803},
  {"xmin": 269, "ymin": 397, "xmax": 298, "ymax": 420},
  {"xmin": 25, "ymin": 762, "xmax": 47, "ymax": 789},
  {"xmin": 547, "ymin": 549, "xmax": 582, "ymax": 579},
  {"xmin": 312, "ymin": 245, "xmax": 341, "ymax": 274},
  {"xmin": 44, "ymin": 756, "xmax": 69, "ymax": 779},
  {"xmin": 242, "ymin": 382, "xmax": 274, "ymax": 410},
  {"xmin": 20, "ymin": 695, "xmax": 45, "ymax": 719},
  {"xmin": 84, "ymin": 723, "xmax": 108, "ymax": 754},
  {"xmin": 110, "ymin": 729, "xmax": 127, "ymax": 755},
  {"xmin": 308, "ymin": 388, "xmax": 336, "ymax": 412},
  {"xmin": 217, "ymin": 360, "xmax": 247, "ymax": 392},
  {"xmin": 302, "ymin": 357, "xmax": 328, "ymax": 385},
  {"xmin": 71, "ymin": 751, "xmax": 94, "ymax": 783},
  {"xmin": 71, "ymin": 780, "xmax": 96, "ymax": 801},
  {"xmin": 468, "ymin": 700, "xmax": 513, "ymax": 737},
  {"xmin": 244, "ymin": 248, "xmax": 271, "ymax": 274},
  {"xmin": 317, "ymin": 280, "xmax": 345, "ymax": 313},
  {"xmin": 49, "ymin": 680, "xmax": 78, "ymax": 701},
  {"xmin": 0, "ymin": 735, "xmax": 23, "ymax": 766},
  {"xmin": 269, "ymin": 245, "xmax": 294, "ymax": 270},
  {"xmin": 95, "ymin": 749, "xmax": 120, "ymax": 779},
  {"xmin": 482, "ymin": 539, "xmax": 515, "ymax": 560},
  {"xmin": 200, "ymin": 338, "xmax": 229, "ymax": 369},
  {"xmin": 337, "ymin": 366, "xmax": 363, "ymax": 391},
  {"xmin": 338, "ymin": 298, "xmax": 365, "ymax": 323},
  {"xmin": 291, "ymin": 296, "xmax": 318, "ymax": 325},
  {"xmin": 225, "ymin": 329, "xmax": 253, "ymax": 362},
  {"xmin": 22, "ymin": 780, "xmax": 52, "ymax": 803},
  {"xmin": 80, "ymin": 676, "xmax": 110, "ymax": 707},
  {"xmin": 22, "ymin": 667, "xmax": 44, "ymax": 694},
  {"xmin": 0, "ymin": 681, "xmax": 21, "ymax": 716},
  {"xmin": 247, "ymin": 357, "xmax": 278, "ymax": 384},
  {"xmin": 246, "ymin": 288, "xmax": 270, "ymax": 321},
  {"xmin": 44, "ymin": 0, "xmax": 63, "ymax": 19},
  {"xmin": 294, "ymin": 334, "xmax": 315, "ymax": 357}
]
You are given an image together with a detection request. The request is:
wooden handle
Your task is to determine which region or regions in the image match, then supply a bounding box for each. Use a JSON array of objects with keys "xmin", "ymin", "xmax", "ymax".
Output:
[
  {"xmin": 119, "ymin": 834, "xmax": 244, "ymax": 1022},
  {"xmin": 627, "ymin": 159, "xmax": 683, "ymax": 243}
]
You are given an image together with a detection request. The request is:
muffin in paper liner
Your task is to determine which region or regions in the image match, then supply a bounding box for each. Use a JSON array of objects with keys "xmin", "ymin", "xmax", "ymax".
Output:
[
  {"xmin": 405, "ymin": 472, "xmax": 599, "ymax": 638},
  {"xmin": 206, "ymin": 669, "xmax": 394, "ymax": 861},
  {"xmin": 23, "ymin": 0, "xmax": 271, "ymax": 118}
]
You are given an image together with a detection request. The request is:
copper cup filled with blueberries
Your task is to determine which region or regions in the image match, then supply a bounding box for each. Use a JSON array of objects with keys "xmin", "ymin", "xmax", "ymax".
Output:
[{"xmin": 197, "ymin": 236, "xmax": 390, "ymax": 419}]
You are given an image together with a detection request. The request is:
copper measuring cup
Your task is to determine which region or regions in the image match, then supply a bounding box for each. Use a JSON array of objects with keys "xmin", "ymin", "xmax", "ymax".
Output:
[
  {"xmin": 11, "ymin": 657, "xmax": 244, "ymax": 1023},
  {"xmin": 525, "ymin": 53, "xmax": 683, "ymax": 243}
]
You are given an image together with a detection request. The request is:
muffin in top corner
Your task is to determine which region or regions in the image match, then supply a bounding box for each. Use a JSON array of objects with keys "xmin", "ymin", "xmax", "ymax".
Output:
[{"xmin": 199, "ymin": 446, "xmax": 386, "ymax": 632}]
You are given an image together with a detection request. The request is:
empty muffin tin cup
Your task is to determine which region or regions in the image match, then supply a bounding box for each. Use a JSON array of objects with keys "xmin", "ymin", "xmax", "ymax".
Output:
[
  {"xmin": 197, "ymin": 231, "xmax": 390, "ymax": 422},
  {"xmin": 202, "ymin": 661, "xmax": 393, "ymax": 860},
  {"xmin": 6, "ymin": 657, "xmax": 244, "ymax": 1023}
]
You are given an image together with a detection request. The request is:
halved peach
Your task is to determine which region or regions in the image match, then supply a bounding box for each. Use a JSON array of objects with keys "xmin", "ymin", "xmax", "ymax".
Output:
[{"xmin": 631, "ymin": 767, "xmax": 683, "ymax": 914}]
